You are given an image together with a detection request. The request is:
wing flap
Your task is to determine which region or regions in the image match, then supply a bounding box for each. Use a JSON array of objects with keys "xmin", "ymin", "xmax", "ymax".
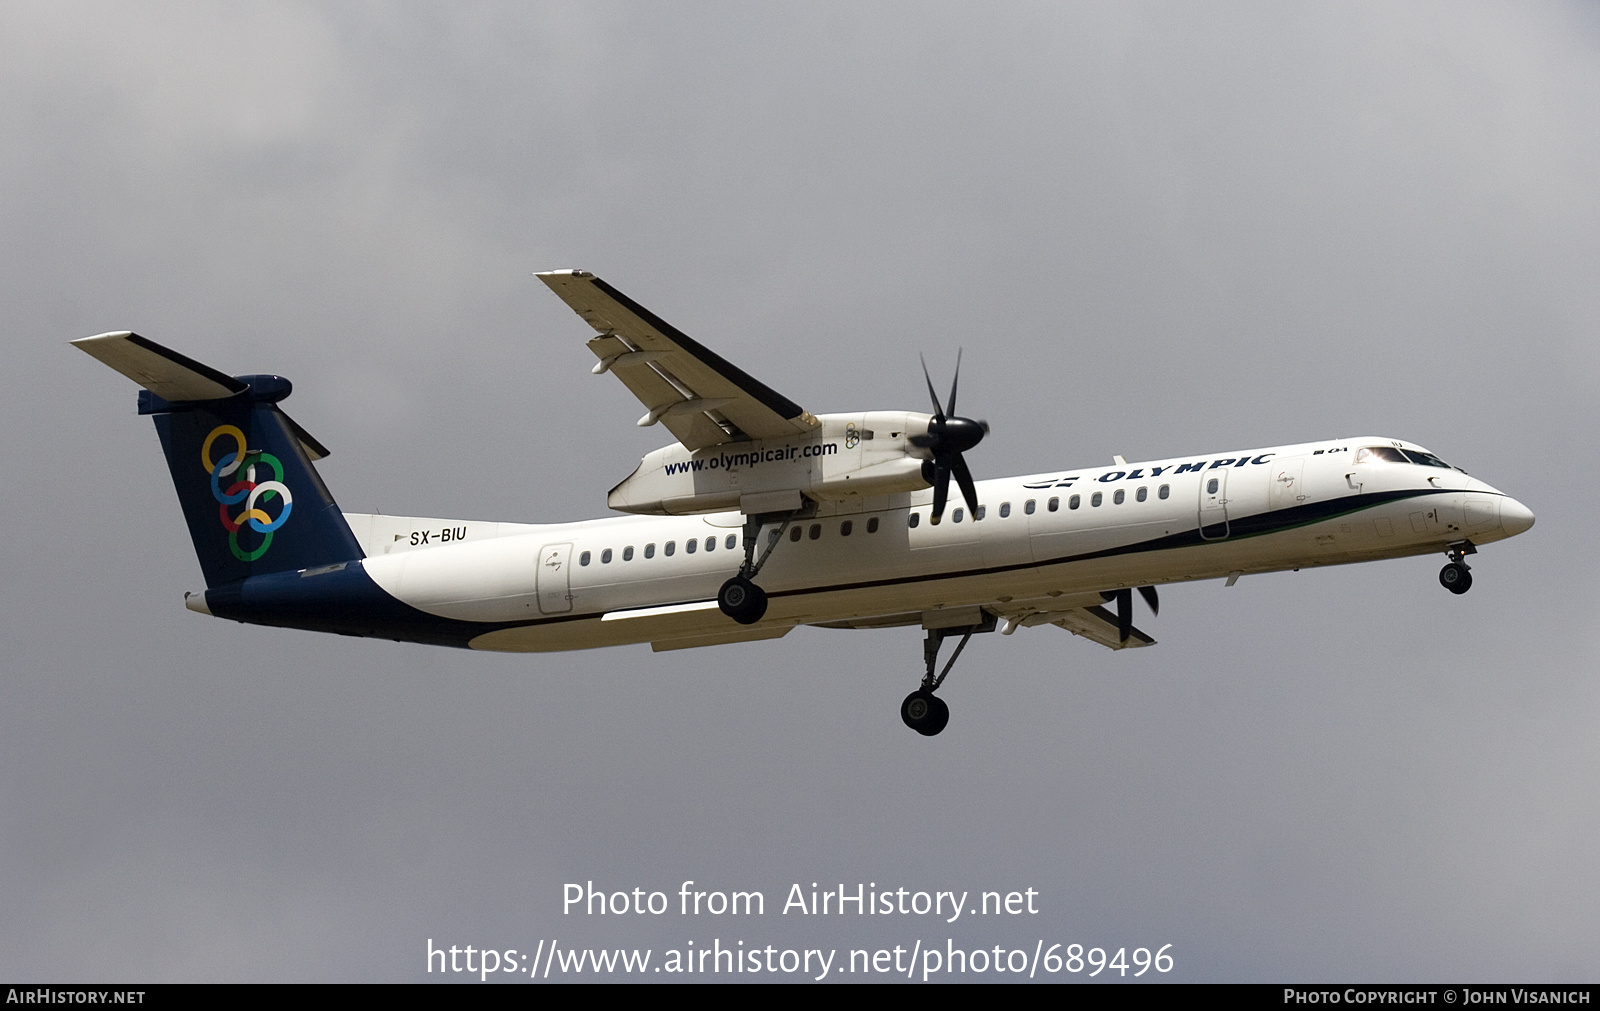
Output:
[{"xmin": 1048, "ymin": 605, "xmax": 1156, "ymax": 650}]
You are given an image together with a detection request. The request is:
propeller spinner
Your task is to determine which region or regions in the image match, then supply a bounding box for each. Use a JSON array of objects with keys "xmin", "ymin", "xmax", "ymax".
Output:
[{"xmin": 911, "ymin": 350, "xmax": 989, "ymax": 523}]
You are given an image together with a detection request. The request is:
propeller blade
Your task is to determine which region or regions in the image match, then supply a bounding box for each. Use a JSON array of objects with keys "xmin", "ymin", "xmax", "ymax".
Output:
[
  {"xmin": 950, "ymin": 452, "xmax": 979, "ymax": 517},
  {"xmin": 945, "ymin": 347, "xmax": 962, "ymax": 418},
  {"xmin": 919, "ymin": 355, "xmax": 945, "ymax": 420},
  {"xmin": 1116, "ymin": 587, "xmax": 1133, "ymax": 643},
  {"xmin": 930, "ymin": 459, "xmax": 951, "ymax": 521},
  {"xmin": 1138, "ymin": 585, "xmax": 1160, "ymax": 616}
]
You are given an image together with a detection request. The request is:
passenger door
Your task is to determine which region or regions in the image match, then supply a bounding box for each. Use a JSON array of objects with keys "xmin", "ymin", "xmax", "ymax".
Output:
[
  {"xmin": 1198, "ymin": 469, "xmax": 1229, "ymax": 540},
  {"xmin": 536, "ymin": 542, "xmax": 574, "ymax": 614}
]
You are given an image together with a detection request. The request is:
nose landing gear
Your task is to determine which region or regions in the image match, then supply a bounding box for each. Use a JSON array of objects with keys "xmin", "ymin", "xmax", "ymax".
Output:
[{"xmin": 1439, "ymin": 541, "xmax": 1476, "ymax": 595}]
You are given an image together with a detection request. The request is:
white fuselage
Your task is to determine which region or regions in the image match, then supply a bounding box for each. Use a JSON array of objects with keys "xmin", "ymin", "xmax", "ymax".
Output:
[{"xmin": 343, "ymin": 436, "xmax": 1532, "ymax": 652}]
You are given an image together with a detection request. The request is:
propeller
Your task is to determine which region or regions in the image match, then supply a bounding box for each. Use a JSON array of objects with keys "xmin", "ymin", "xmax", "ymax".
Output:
[
  {"xmin": 1114, "ymin": 585, "xmax": 1161, "ymax": 643},
  {"xmin": 911, "ymin": 350, "xmax": 989, "ymax": 523}
]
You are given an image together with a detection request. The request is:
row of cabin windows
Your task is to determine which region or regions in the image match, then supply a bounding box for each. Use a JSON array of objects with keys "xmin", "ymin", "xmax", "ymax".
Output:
[
  {"xmin": 787, "ymin": 516, "xmax": 881, "ymax": 542},
  {"xmin": 580, "ymin": 533, "xmax": 739, "ymax": 566},
  {"xmin": 578, "ymin": 483, "xmax": 1179, "ymax": 559},
  {"xmin": 577, "ymin": 517, "xmax": 887, "ymax": 566},
  {"xmin": 906, "ymin": 485, "xmax": 1172, "ymax": 527}
]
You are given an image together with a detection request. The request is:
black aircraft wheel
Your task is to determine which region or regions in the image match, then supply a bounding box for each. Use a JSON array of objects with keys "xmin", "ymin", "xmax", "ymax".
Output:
[
  {"xmin": 901, "ymin": 689, "xmax": 948, "ymax": 736},
  {"xmin": 1439, "ymin": 562, "xmax": 1473, "ymax": 595},
  {"xmin": 717, "ymin": 576, "xmax": 768, "ymax": 624}
]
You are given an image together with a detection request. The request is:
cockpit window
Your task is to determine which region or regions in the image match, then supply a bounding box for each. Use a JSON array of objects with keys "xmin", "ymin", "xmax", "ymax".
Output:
[
  {"xmin": 1357, "ymin": 445, "xmax": 1462, "ymax": 472},
  {"xmin": 1356, "ymin": 446, "xmax": 1408, "ymax": 465},
  {"xmin": 1400, "ymin": 449, "xmax": 1453, "ymax": 469}
]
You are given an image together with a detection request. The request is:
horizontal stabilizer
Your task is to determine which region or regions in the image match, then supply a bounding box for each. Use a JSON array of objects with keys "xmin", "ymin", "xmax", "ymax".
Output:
[
  {"xmin": 71, "ymin": 331, "xmax": 248, "ymax": 402},
  {"xmin": 74, "ymin": 332, "xmax": 331, "ymax": 461}
]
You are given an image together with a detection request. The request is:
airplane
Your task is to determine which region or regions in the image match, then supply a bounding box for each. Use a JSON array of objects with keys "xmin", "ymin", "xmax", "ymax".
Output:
[{"xmin": 73, "ymin": 269, "xmax": 1535, "ymax": 736}]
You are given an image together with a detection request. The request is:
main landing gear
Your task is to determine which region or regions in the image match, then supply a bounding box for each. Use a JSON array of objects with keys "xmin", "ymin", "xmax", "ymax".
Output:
[
  {"xmin": 717, "ymin": 507, "xmax": 806, "ymax": 625},
  {"xmin": 902, "ymin": 616, "xmax": 995, "ymax": 737},
  {"xmin": 1439, "ymin": 540, "xmax": 1476, "ymax": 596}
]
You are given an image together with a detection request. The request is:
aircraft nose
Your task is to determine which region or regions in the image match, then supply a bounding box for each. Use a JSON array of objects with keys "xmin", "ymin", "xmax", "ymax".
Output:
[{"xmin": 1500, "ymin": 496, "xmax": 1535, "ymax": 537}]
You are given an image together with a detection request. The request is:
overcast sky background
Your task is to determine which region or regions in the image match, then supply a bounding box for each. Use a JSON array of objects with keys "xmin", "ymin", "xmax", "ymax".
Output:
[{"xmin": 2, "ymin": 1, "xmax": 1597, "ymax": 983}]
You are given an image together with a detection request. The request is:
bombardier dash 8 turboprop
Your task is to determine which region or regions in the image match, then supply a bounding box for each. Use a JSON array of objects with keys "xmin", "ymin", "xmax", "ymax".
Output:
[{"xmin": 75, "ymin": 270, "xmax": 1534, "ymax": 736}]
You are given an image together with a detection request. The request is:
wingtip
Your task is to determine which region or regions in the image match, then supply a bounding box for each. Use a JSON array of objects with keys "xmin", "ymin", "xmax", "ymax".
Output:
[
  {"xmin": 534, "ymin": 268, "xmax": 593, "ymax": 278},
  {"xmin": 70, "ymin": 331, "xmax": 135, "ymax": 348}
]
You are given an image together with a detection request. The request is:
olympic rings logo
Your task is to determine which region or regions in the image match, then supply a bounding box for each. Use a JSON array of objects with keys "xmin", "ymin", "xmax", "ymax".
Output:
[{"xmin": 202, "ymin": 425, "xmax": 293, "ymax": 562}]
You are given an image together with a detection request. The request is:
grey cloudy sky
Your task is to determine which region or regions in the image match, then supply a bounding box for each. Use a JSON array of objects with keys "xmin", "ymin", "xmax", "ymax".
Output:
[{"xmin": 2, "ymin": 1, "xmax": 1597, "ymax": 982}]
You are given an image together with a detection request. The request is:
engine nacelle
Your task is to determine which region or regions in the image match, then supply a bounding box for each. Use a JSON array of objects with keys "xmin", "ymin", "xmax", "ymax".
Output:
[{"xmin": 607, "ymin": 412, "xmax": 934, "ymax": 515}]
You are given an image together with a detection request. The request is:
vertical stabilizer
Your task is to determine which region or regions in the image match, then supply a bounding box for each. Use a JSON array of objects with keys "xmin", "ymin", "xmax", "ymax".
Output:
[{"xmin": 73, "ymin": 332, "xmax": 364, "ymax": 587}]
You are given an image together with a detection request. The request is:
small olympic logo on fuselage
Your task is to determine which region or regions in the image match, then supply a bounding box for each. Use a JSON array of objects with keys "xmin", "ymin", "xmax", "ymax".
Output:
[{"xmin": 202, "ymin": 425, "xmax": 293, "ymax": 561}]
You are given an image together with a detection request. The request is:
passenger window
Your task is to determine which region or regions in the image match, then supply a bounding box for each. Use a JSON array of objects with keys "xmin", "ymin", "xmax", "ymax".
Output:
[
  {"xmin": 790, "ymin": 526, "xmax": 803, "ymax": 542},
  {"xmin": 580, "ymin": 550, "xmax": 591, "ymax": 566},
  {"xmin": 1025, "ymin": 499, "xmax": 1036, "ymax": 515},
  {"xmin": 1136, "ymin": 487, "xmax": 1147, "ymax": 502},
  {"xmin": 974, "ymin": 505, "xmax": 985, "ymax": 520},
  {"xmin": 1092, "ymin": 492, "xmax": 1103, "ymax": 507},
  {"xmin": 999, "ymin": 502, "xmax": 1011, "ymax": 518},
  {"xmin": 1207, "ymin": 478, "xmax": 1218, "ymax": 494},
  {"xmin": 1113, "ymin": 489, "xmax": 1125, "ymax": 505},
  {"xmin": 1069, "ymin": 494, "xmax": 1080, "ymax": 510},
  {"xmin": 725, "ymin": 534, "xmax": 737, "ymax": 550},
  {"xmin": 867, "ymin": 517, "xmax": 879, "ymax": 533},
  {"xmin": 841, "ymin": 520, "xmax": 853, "ymax": 536},
  {"xmin": 664, "ymin": 541, "xmax": 675, "ymax": 556},
  {"xmin": 809, "ymin": 523, "xmax": 822, "ymax": 540},
  {"xmin": 909, "ymin": 512, "xmax": 921, "ymax": 528},
  {"xmin": 1048, "ymin": 497, "xmax": 1059, "ymax": 512},
  {"xmin": 602, "ymin": 548, "xmax": 613, "ymax": 564},
  {"xmin": 685, "ymin": 538, "xmax": 696, "ymax": 554},
  {"xmin": 622, "ymin": 546, "xmax": 634, "ymax": 561},
  {"xmin": 1159, "ymin": 484, "xmax": 1169, "ymax": 500},
  {"xmin": 952, "ymin": 508, "xmax": 964, "ymax": 523},
  {"xmin": 705, "ymin": 536, "xmax": 716, "ymax": 552},
  {"xmin": 644, "ymin": 543, "xmax": 656, "ymax": 559}
]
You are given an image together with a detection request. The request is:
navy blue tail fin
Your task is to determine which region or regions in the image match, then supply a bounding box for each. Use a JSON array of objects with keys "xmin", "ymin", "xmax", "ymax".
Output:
[{"xmin": 74, "ymin": 332, "xmax": 364, "ymax": 587}]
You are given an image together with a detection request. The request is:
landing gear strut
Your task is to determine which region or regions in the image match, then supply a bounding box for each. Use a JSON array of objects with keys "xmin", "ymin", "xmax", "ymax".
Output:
[
  {"xmin": 901, "ymin": 616, "xmax": 994, "ymax": 737},
  {"xmin": 1439, "ymin": 540, "xmax": 1476, "ymax": 596},
  {"xmin": 717, "ymin": 507, "xmax": 806, "ymax": 625}
]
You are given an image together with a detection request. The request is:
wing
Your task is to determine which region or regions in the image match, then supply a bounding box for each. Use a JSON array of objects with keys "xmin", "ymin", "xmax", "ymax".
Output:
[
  {"xmin": 536, "ymin": 270, "xmax": 818, "ymax": 452},
  {"xmin": 991, "ymin": 591, "xmax": 1156, "ymax": 650}
]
